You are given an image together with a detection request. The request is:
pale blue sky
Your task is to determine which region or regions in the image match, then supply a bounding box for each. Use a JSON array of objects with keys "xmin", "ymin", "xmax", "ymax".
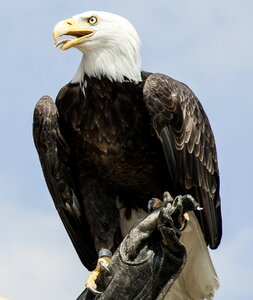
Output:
[{"xmin": 0, "ymin": 1, "xmax": 252, "ymax": 299}]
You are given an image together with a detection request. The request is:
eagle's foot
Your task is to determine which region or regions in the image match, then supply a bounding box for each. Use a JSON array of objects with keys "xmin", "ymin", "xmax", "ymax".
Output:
[
  {"xmin": 148, "ymin": 193, "xmax": 201, "ymax": 231},
  {"xmin": 148, "ymin": 198, "xmax": 163, "ymax": 212},
  {"xmin": 163, "ymin": 191, "xmax": 174, "ymax": 203},
  {"xmin": 86, "ymin": 249, "xmax": 112, "ymax": 294},
  {"xmin": 170, "ymin": 194, "xmax": 202, "ymax": 230},
  {"xmin": 180, "ymin": 212, "xmax": 189, "ymax": 231},
  {"xmin": 148, "ymin": 191, "xmax": 174, "ymax": 212}
]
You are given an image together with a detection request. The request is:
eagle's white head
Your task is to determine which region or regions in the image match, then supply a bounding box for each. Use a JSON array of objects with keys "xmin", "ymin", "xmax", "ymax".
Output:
[{"xmin": 53, "ymin": 11, "xmax": 142, "ymax": 83}]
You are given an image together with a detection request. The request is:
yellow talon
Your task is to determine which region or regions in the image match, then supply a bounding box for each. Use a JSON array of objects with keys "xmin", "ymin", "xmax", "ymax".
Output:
[
  {"xmin": 86, "ymin": 268, "xmax": 100, "ymax": 290},
  {"xmin": 86, "ymin": 255, "xmax": 111, "ymax": 292},
  {"xmin": 152, "ymin": 198, "xmax": 164, "ymax": 210},
  {"xmin": 183, "ymin": 212, "xmax": 189, "ymax": 222}
]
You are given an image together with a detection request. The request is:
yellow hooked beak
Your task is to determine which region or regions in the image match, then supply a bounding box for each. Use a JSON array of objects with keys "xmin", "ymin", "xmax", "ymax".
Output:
[{"xmin": 53, "ymin": 18, "xmax": 95, "ymax": 51}]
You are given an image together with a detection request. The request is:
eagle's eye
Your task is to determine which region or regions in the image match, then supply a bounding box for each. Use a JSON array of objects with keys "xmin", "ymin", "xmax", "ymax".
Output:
[{"xmin": 87, "ymin": 16, "xmax": 98, "ymax": 25}]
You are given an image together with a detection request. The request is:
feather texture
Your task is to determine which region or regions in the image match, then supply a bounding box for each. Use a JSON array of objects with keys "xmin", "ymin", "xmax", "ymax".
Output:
[
  {"xmin": 33, "ymin": 96, "xmax": 98, "ymax": 270},
  {"xmin": 143, "ymin": 73, "xmax": 222, "ymax": 248},
  {"xmin": 165, "ymin": 212, "xmax": 219, "ymax": 300},
  {"xmin": 33, "ymin": 72, "xmax": 222, "ymax": 271}
]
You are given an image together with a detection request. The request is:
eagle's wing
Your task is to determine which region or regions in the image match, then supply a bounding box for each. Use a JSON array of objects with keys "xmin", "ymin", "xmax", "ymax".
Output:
[
  {"xmin": 33, "ymin": 96, "xmax": 97, "ymax": 270},
  {"xmin": 143, "ymin": 73, "xmax": 222, "ymax": 249}
]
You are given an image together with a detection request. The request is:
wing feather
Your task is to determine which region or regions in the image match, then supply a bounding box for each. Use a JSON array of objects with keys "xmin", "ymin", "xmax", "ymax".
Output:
[
  {"xmin": 143, "ymin": 73, "xmax": 222, "ymax": 248},
  {"xmin": 33, "ymin": 95, "xmax": 97, "ymax": 270}
]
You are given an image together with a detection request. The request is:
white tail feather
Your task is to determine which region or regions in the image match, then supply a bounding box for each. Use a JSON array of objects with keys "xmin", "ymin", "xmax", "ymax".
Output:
[{"xmin": 165, "ymin": 212, "xmax": 219, "ymax": 300}]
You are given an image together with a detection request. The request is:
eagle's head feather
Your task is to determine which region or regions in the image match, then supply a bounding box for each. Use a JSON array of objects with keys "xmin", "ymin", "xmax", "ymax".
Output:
[{"xmin": 53, "ymin": 11, "xmax": 142, "ymax": 83}]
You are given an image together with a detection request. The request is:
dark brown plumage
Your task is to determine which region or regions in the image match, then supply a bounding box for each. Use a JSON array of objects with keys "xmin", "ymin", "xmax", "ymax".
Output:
[{"xmin": 33, "ymin": 71, "xmax": 222, "ymax": 271}]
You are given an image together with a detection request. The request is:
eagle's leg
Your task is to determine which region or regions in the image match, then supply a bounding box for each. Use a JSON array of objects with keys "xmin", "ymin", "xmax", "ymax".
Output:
[
  {"xmin": 79, "ymin": 182, "xmax": 120, "ymax": 294},
  {"xmin": 86, "ymin": 249, "xmax": 112, "ymax": 294}
]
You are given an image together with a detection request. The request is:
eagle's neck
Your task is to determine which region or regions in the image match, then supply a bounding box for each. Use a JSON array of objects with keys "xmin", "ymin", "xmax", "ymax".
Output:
[{"xmin": 71, "ymin": 47, "xmax": 142, "ymax": 84}]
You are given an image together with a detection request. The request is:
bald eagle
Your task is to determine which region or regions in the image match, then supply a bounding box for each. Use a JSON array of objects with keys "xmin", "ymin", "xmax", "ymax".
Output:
[{"xmin": 33, "ymin": 11, "xmax": 222, "ymax": 298}]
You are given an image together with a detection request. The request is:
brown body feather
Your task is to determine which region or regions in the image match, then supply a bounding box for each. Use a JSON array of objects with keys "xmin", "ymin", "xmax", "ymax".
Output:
[{"xmin": 33, "ymin": 72, "xmax": 222, "ymax": 270}]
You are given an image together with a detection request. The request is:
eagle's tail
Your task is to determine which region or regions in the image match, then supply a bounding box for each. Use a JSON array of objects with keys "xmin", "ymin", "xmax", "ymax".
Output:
[{"xmin": 165, "ymin": 212, "xmax": 219, "ymax": 300}]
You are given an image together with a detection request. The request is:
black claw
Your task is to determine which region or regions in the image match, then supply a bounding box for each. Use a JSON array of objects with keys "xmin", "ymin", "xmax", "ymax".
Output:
[{"xmin": 180, "ymin": 219, "xmax": 189, "ymax": 231}]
